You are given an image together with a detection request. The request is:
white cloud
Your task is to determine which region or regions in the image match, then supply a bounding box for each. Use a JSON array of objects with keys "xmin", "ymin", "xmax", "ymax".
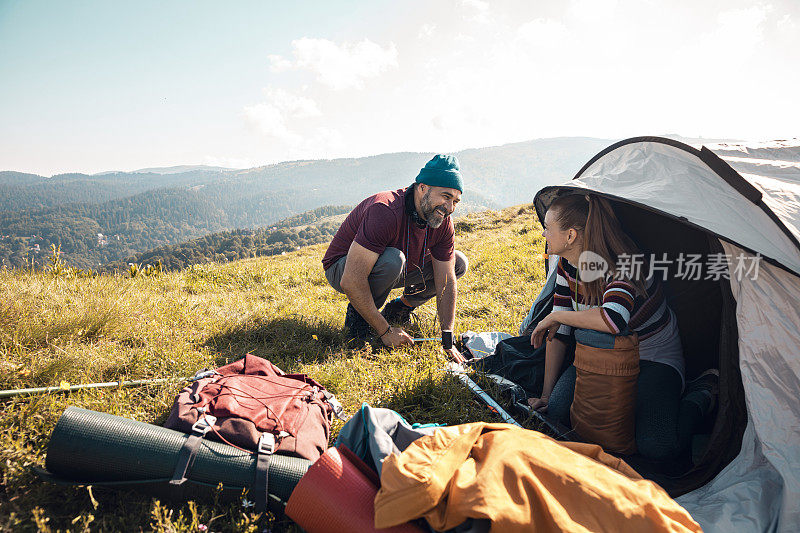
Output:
[
  {"xmin": 777, "ymin": 13, "xmax": 794, "ymax": 29},
  {"xmin": 202, "ymin": 155, "xmax": 254, "ymax": 169},
  {"xmin": 241, "ymin": 86, "xmax": 346, "ymax": 162},
  {"xmin": 244, "ymin": 1, "xmax": 800, "ymax": 164},
  {"xmin": 462, "ymin": 0, "xmax": 489, "ymax": 12},
  {"xmin": 461, "ymin": 0, "xmax": 491, "ymax": 24},
  {"xmin": 675, "ymin": 5, "xmax": 768, "ymax": 67},
  {"xmin": 516, "ymin": 18, "xmax": 570, "ymax": 50},
  {"xmin": 418, "ymin": 23, "xmax": 436, "ymax": 39},
  {"xmin": 712, "ymin": 5, "xmax": 769, "ymax": 54},
  {"xmin": 267, "ymin": 54, "xmax": 292, "ymax": 72},
  {"xmin": 569, "ymin": 0, "xmax": 619, "ymax": 21},
  {"xmin": 268, "ymin": 38, "xmax": 398, "ymax": 90},
  {"xmin": 242, "ymin": 87, "xmax": 320, "ymax": 141}
]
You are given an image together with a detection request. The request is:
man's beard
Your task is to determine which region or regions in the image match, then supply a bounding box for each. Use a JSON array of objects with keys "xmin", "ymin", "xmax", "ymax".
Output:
[{"xmin": 419, "ymin": 190, "xmax": 449, "ymax": 229}]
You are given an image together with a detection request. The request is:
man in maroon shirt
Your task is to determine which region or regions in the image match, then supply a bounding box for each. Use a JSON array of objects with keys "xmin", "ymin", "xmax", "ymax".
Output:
[{"xmin": 322, "ymin": 155, "xmax": 469, "ymax": 361}]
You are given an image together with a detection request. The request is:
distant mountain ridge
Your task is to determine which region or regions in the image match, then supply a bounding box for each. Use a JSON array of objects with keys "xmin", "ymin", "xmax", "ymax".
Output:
[
  {"xmin": 2, "ymin": 135, "xmax": 732, "ymax": 270},
  {"xmin": 129, "ymin": 165, "xmax": 237, "ymax": 175}
]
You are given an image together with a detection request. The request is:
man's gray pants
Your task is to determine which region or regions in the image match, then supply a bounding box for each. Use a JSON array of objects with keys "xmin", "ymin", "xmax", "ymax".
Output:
[{"xmin": 324, "ymin": 248, "xmax": 469, "ymax": 309}]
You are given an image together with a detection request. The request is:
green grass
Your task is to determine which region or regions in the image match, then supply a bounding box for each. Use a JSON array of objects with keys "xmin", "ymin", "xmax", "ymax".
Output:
[{"xmin": 0, "ymin": 205, "xmax": 546, "ymax": 532}]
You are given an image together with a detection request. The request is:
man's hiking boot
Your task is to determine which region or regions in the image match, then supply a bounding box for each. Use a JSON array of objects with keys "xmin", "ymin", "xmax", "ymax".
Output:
[
  {"xmin": 684, "ymin": 368, "xmax": 720, "ymax": 417},
  {"xmin": 345, "ymin": 303, "xmax": 373, "ymax": 341},
  {"xmin": 381, "ymin": 297, "xmax": 416, "ymax": 325}
]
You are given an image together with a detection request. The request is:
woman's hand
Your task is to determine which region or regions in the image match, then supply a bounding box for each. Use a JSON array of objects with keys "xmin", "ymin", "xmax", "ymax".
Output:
[
  {"xmin": 530, "ymin": 312, "xmax": 563, "ymax": 349},
  {"xmin": 527, "ymin": 396, "xmax": 549, "ymax": 412}
]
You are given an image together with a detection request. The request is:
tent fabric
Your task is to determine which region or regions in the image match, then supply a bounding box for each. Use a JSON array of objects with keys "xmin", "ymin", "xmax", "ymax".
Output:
[
  {"xmin": 374, "ymin": 422, "xmax": 702, "ymax": 533},
  {"xmin": 471, "ymin": 334, "xmax": 551, "ymax": 399},
  {"xmin": 531, "ymin": 137, "xmax": 800, "ymax": 532},
  {"xmin": 708, "ymin": 140, "xmax": 800, "ymax": 249},
  {"xmin": 519, "ymin": 254, "xmax": 558, "ymax": 335},
  {"xmin": 461, "ymin": 331, "xmax": 513, "ymax": 360},
  {"xmin": 534, "ymin": 139, "xmax": 800, "ymax": 276},
  {"xmin": 676, "ymin": 243, "xmax": 800, "ymax": 530}
]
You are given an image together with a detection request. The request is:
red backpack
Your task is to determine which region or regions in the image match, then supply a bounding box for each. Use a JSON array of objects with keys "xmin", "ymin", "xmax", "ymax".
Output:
[
  {"xmin": 164, "ymin": 354, "xmax": 345, "ymax": 510},
  {"xmin": 166, "ymin": 354, "xmax": 344, "ymax": 461}
]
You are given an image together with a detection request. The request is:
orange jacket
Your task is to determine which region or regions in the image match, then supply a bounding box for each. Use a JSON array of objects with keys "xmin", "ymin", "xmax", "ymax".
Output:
[{"xmin": 374, "ymin": 423, "xmax": 701, "ymax": 533}]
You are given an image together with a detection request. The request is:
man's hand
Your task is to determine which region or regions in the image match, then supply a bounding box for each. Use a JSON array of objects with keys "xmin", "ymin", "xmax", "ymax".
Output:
[
  {"xmin": 380, "ymin": 327, "xmax": 413, "ymax": 348},
  {"xmin": 527, "ymin": 396, "xmax": 549, "ymax": 412},
  {"xmin": 443, "ymin": 346, "xmax": 466, "ymax": 364},
  {"xmin": 530, "ymin": 312, "xmax": 563, "ymax": 349}
]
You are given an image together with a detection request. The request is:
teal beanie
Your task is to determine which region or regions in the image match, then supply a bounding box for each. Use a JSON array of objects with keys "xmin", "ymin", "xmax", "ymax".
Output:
[{"xmin": 415, "ymin": 154, "xmax": 463, "ymax": 192}]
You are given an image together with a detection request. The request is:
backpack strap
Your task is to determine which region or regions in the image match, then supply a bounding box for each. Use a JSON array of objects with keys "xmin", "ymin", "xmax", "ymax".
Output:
[
  {"xmin": 253, "ymin": 432, "xmax": 275, "ymax": 512},
  {"xmin": 169, "ymin": 413, "xmax": 216, "ymax": 486}
]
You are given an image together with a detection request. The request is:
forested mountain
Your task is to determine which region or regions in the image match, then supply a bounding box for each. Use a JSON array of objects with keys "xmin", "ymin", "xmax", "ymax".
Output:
[
  {"xmin": 0, "ymin": 171, "xmax": 47, "ymax": 185},
  {"xmin": 0, "ymin": 137, "xmax": 615, "ymax": 270},
  {"xmin": 0, "ymin": 170, "xmax": 229, "ymax": 212},
  {"xmin": 0, "ymin": 186, "xmax": 339, "ymax": 270},
  {"xmin": 102, "ymin": 205, "xmax": 352, "ymax": 272}
]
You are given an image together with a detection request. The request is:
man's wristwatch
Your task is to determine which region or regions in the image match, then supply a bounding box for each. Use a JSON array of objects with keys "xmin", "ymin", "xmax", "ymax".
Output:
[{"xmin": 442, "ymin": 330, "xmax": 453, "ymax": 350}]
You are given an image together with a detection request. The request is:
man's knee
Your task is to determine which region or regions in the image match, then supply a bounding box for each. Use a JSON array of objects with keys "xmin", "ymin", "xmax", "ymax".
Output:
[
  {"xmin": 454, "ymin": 250, "xmax": 469, "ymax": 278},
  {"xmin": 371, "ymin": 247, "xmax": 405, "ymax": 281}
]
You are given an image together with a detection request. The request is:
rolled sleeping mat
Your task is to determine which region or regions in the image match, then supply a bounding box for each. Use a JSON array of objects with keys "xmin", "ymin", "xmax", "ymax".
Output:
[
  {"xmin": 285, "ymin": 446, "xmax": 424, "ymax": 533},
  {"xmin": 39, "ymin": 406, "xmax": 310, "ymax": 508}
]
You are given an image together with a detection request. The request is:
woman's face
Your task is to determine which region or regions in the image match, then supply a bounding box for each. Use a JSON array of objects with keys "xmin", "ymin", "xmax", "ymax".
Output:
[{"xmin": 542, "ymin": 208, "xmax": 576, "ymax": 256}]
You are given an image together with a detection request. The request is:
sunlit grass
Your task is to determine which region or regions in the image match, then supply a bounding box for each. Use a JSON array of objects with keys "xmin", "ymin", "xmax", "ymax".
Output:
[{"xmin": 0, "ymin": 205, "xmax": 546, "ymax": 532}]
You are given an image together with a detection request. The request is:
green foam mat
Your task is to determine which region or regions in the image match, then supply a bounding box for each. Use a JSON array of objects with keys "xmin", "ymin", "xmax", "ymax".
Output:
[{"xmin": 42, "ymin": 406, "xmax": 310, "ymax": 504}]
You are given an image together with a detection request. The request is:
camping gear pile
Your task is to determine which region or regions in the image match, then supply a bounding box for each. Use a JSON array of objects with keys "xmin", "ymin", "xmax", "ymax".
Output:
[
  {"xmin": 36, "ymin": 357, "xmax": 702, "ymax": 532},
  {"xmin": 34, "ymin": 137, "xmax": 800, "ymax": 531},
  {"xmin": 38, "ymin": 355, "xmax": 344, "ymax": 512}
]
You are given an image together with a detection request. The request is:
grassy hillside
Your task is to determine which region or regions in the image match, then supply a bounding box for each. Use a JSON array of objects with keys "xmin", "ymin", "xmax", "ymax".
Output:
[{"xmin": 0, "ymin": 205, "xmax": 546, "ymax": 532}]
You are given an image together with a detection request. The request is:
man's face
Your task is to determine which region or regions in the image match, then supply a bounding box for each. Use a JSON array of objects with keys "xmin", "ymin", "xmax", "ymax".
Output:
[{"xmin": 419, "ymin": 184, "xmax": 461, "ymax": 228}]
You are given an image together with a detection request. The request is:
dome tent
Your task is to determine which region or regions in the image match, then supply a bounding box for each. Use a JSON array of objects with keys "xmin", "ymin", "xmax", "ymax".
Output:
[{"xmin": 527, "ymin": 136, "xmax": 800, "ymax": 532}]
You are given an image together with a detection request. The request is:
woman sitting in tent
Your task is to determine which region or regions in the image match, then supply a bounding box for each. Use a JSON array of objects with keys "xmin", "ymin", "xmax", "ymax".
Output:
[{"xmin": 527, "ymin": 193, "xmax": 717, "ymax": 460}]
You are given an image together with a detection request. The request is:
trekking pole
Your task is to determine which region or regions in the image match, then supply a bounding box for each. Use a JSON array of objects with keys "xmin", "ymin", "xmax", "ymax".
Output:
[
  {"xmin": 412, "ymin": 337, "xmax": 441, "ymax": 343},
  {"xmin": 0, "ymin": 376, "xmax": 191, "ymax": 400}
]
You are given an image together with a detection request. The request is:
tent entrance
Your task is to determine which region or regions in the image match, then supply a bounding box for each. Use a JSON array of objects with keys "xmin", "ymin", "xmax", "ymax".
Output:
[{"xmin": 607, "ymin": 201, "xmax": 747, "ymax": 496}]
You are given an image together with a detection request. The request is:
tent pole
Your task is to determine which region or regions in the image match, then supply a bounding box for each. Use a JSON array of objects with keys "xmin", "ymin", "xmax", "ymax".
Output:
[
  {"xmin": 0, "ymin": 377, "xmax": 189, "ymax": 400},
  {"xmin": 446, "ymin": 363, "xmax": 522, "ymax": 427}
]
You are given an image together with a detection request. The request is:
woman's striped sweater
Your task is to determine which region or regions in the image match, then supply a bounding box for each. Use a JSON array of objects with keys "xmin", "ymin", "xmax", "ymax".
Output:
[{"xmin": 553, "ymin": 257, "xmax": 672, "ymax": 341}]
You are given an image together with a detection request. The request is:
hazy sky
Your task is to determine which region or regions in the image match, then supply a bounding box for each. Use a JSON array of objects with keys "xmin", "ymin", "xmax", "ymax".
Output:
[{"xmin": 1, "ymin": 0, "xmax": 798, "ymax": 176}]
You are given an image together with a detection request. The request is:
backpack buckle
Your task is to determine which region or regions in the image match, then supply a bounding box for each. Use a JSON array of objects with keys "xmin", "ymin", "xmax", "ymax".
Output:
[
  {"xmin": 191, "ymin": 414, "xmax": 217, "ymax": 435},
  {"xmin": 323, "ymin": 391, "xmax": 348, "ymax": 420},
  {"xmin": 189, "ymin": 369, "xmax": 218, "ymax": 382},
  {"xmin": 258, "ymin": 432, "xmax": 275, "ymax": 455}
]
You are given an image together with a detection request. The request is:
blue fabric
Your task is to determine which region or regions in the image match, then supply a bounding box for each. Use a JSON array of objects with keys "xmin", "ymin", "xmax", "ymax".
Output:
[
  {"xmin": 574, "ymin": 328, "xmax": 618, "ymax": 349},
  {"xmin": 333, "ymin": 403, "xmax": 439, "ymax": 475},
  {"xmin": 547, "ymin": 365, "xmax": 576, "ymax": 427}
]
